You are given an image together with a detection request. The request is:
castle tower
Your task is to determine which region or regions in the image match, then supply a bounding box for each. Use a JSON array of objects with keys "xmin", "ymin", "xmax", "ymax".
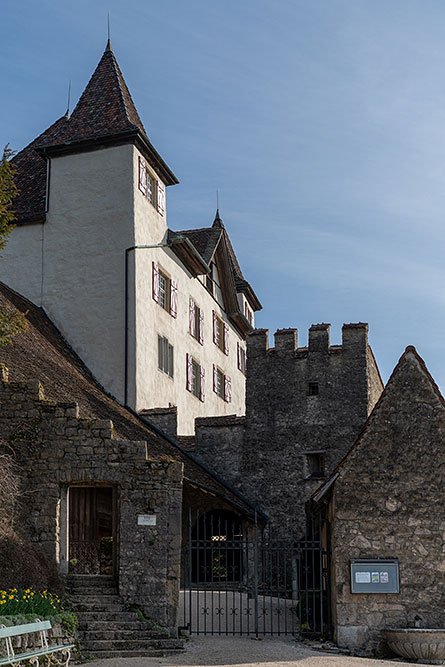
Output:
[
  {"xmin": 2, "ymin": 44, "xmax": 261, "ymax": 434},
  {"xmin": 193, "ymin": 323, "xmax": 383, "ymax": 538}
]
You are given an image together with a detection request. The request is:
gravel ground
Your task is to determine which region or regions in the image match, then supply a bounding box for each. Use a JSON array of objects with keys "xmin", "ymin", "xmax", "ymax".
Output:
[{"xmin": 79, "ymin": 635, "xmax": 427, "ymax": 667}]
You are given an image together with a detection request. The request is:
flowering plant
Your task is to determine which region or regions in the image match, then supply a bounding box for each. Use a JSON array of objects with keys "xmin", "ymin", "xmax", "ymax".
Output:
[{"xmin": 0, "ymin": 588, "xmax": 62, "ymax": 616}]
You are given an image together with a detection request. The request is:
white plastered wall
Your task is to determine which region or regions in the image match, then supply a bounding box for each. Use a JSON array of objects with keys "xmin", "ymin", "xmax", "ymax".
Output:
[
  {"xmin": 133, "ymin": 148, "xmax": 246, "ymax": 435},
  {"xmin": 0, "ymin": 223, "xmax": 44, "ymax": 304},
  {"xmin": 41, "ymin": 144, "xmax": 135, "ymax": 402}
]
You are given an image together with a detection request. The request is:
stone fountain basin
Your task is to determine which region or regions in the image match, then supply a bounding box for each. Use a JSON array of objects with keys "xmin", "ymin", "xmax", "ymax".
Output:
[{"xmin": 384, "ymin": 629, "xmax": 445, "ymax": 664}]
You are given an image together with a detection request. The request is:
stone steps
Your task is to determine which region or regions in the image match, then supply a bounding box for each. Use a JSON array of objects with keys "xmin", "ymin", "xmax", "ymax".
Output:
[
  {"xmin": 84, "ymin": 649, "xmax": 184, "ymax": 659},
  {"xmin": 80, "ymin": 629, "xmax": 170, "ymax": 641},
  {"xmin": 81, "ymin": 639, "xmax": 184, "ymax": 652},
  {"xmin": 79, "ymin": 620, "xmax": 153, "ymax": 631},
  {"xmin": 66, "ymin": 575, "xmax": 184, "ymax": 658}
]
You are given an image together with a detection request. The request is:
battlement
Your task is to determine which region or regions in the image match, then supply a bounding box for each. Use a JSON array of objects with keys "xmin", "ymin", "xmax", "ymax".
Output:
[{"xmin": 247, "ymin": 322, "xmax": 369, "ymax": 356}]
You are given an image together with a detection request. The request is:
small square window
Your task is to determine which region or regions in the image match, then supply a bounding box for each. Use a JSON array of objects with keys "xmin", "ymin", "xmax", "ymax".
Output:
[
  {"xmin": 303, "ymin": 452, "xmax": 326, "ymax": 479},
  {"xmin": 308, "ymin": 382, "xmax": 319, "ymax": 396}
]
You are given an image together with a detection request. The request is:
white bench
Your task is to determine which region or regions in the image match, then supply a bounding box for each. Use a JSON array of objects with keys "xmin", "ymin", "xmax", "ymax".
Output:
[{"xmin": 0, "ymin": 620, "xmax": 74, "ymax": 666}]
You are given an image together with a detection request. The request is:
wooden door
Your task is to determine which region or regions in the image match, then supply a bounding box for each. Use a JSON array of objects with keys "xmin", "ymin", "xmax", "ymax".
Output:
[{"xmin": 69, "ymin": 487, "xmax": 114, "ymax": 575}]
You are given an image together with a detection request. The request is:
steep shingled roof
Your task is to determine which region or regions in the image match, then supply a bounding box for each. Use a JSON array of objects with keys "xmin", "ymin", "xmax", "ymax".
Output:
[
  {"xmin": 50, "ymin": 42, "xmax": 146, "ymax": 145},
  {"xmin": 11, "ymin": 116, "xmax": 68, "ymax": 224},
  {"xmin": 0, "ymin": 283, "xmax": 262, "ymax": 519}
]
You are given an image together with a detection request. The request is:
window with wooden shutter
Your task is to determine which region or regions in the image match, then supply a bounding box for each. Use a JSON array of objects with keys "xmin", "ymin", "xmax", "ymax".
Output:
[
  {"xmin": 213, "ymin": 364, "xmax": 218, "ymax": 393},
  {"xmin": 223, "ymin": 324, "xmax": 229, "ymax": 356},
  {"xmin": 199, "ymin": 366, "xmax": 205, "ymax": 402},
  {"xmin": 186, "ymin": 354, "xmax": 193, "ymax": 392},
  {"xmin": 237, "ymin": 343, "xmax": 246, "ymax": 375},
  {"xmin": 224, "ymin": 375, "xmax": 232, "ymax": 403},
  {"xmin": 138, "ymin": 157, "xmax": 147, "ymax": 195},
  {"xmin": 158, "ymin": 335, "xmax": 174, "ymax": 378},
  {"xmin": 157, "ymin": 181, "xmax": 165, "ymax": 216},
  {"xmin": 213, "ymin": 312, "xmax": 227, "ymax": 352},
  {"xmin": 187, "ymin": 355, "xmax": 204, "ymax": 400},
  {"xmin": 213, "ymin": 311, "xmax": 217, "ymax": 345},
  {"xmin": 138, "ymin": 156, "xmax": 158, "ymax": 207},
  {"xmin": 189, "ymin": 299, "xmax": 196, "ymax": 337},
  {"xmin": 170, "ymin": 280, "xmax": 178, "ymax": 318},
  {"xmin": 198, "ymin": 310, "xmax": 204, "ymax": 345},
  {"xmin": 152, "ymin": 262, "xmax": 159, "ymax": 303}
]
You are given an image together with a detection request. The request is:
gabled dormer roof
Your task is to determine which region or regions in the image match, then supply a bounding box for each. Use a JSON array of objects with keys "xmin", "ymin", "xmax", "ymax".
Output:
[
  {"xmin": 168, "ymin": 210, "xmax": 262, "ymax": 336},
  {"xmin": 11, "ymin": 43, "xmax": 177, "ymax": 224}
]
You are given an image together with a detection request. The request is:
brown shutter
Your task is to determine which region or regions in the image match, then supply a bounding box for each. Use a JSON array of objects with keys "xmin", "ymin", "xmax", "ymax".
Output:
[
  {"xmin": 138, "ymin": 156, "xmax": 147, "ymax": 195},
  {"xmin": 199, "ymin": 366, "xmax": 205, "ymax": 402},
  {"xmin": 237, "ymin": 342, "xmax": 241, "ymax": 370},
  {"xmin": 186, "ymin": 354, "xmax": 193, "ymax": 392},
  {"xmin": 152, "ymin": 262, "xmax": 159, "ymax": 303},
  {"xmin": 223, "ymin": 324, "xmax": 229, "ymax": 355},
  {"xmin": 198, "ymin": 310, "xmax": 204, "ymax": 345},
  {"xmin": 213, "ymin": 311, "xmax": 217, "ymax": 344},
  {"xmin": 189, "ymin": 299, "xmax": 195, "ymax": 336},
  {"xmin": 213, "ymin": 364, "xmax": 217, "ymax": 393},
  {"xmin": 157, "ymin": 181, "xmax": 165, "ymax": 215},
  {"xmin": 170, "ymin": 280, "xmax": 178, "ymax": 318},
  {"xmin": 224, "ymin": 375, "xmax": 232, "ymax": 403}
]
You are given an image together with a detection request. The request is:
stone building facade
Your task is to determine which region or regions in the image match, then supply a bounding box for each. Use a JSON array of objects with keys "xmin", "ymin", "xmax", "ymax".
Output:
[
  {"xmin": 0, "ymin": 42, "xmax": 260, "ymax": 435},
  {"xmin": 0, "ymin": 369, "xmax": 183, "ymax": 632},
  {"xmin": 193, "ymin": 322, "xmax": 383, "ymax": 538},
  {"xmin": 312, "ymin": 346, "xmax": 445, "ymax": 654}
]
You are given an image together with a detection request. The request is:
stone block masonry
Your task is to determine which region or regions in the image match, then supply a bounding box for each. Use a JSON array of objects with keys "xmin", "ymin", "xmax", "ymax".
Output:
[
  {"xmin": 328, "ymin": 348, "xmax": 445, "ymax": 655},
  {"xmin": 194, "ymin": 323, "xmax": 383, "ymax": 540},
  {"xmin": 0, "ymin": 368, "xmax": 183, "ymax": 634}
]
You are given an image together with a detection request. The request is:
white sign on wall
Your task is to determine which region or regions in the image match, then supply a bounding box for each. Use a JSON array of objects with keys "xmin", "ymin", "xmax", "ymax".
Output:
[{"xmin": 137, "ymin": 514, "xmax": 156, "ymax": 526}]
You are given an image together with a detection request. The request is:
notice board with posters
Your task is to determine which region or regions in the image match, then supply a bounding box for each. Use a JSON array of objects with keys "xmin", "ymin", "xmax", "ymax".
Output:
[{"xmin": 350, "ymin": 559, "xmax": 399, "ymax": 593}]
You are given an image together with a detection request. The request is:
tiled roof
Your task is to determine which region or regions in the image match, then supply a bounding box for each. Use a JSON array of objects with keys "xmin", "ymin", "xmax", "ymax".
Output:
[
  {"xmin": 175, "ymin": 227, "xmax": 222, "ymax": 265},
  {"xmin": 49, "ymin": 42, "xmax": 145, "ymax": 146},
  {"xmin": 0, "ymin": 283, "xmax": 261, "ymax": 518},
  {"xmin": 11, "ymin": 116, "xmax": 68, "ymax": 224}
]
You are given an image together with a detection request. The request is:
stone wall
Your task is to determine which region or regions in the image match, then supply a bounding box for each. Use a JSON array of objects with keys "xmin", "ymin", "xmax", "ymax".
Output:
[
  {"xmin": 0, "ymin": 369, "xmax": 183, "ymax": 633},
  {"xmin": 195, "ymin": 323, "xmax": 383, "ymax": 540},
  {"xmin": 329, "ymin": 348, "xmax": 445, "ymax": 655}
]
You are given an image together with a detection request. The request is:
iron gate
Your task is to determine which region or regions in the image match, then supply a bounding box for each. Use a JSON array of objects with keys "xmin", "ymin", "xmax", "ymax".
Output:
[{"xmin": 179, "ymin": 510, "xmax": 331, "ymax": 637}]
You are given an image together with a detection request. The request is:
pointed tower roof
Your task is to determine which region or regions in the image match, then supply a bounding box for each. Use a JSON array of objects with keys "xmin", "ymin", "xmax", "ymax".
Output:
[
  {"xmin": 37, "ymin": 43, "xmax": 178, "ymax": 186},
  {"xmin": 54, "ymin": 42, "xmax": 146, "ymax": 144}
]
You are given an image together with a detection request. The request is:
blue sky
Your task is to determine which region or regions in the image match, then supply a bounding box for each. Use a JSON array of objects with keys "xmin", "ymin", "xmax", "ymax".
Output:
[{"xmin": 2, "ymin": 0, "xmax": 445, "ymax": 390}]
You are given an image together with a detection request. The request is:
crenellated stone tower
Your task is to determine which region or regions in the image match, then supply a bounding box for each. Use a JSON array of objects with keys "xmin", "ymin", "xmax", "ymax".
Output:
[{"xmin": 194, "ymin": 322, "xmax": 384, "ymax": 538}]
